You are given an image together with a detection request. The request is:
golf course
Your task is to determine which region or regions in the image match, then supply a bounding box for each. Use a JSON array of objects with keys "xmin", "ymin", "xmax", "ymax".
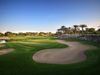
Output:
[
  {"xmin": 0, "ymin": 0, "xmax": 100, "ymax": 74},
  {"xmin": 0, "ymin": 36, "xmax": 100, "ymax": 75}
]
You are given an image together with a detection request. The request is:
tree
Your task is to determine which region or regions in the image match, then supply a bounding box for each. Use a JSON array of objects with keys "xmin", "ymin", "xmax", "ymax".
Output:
[
  {"xmin": 96, "ymin": 28, "xmax": 100, "ymax": 34},
  {"xmin": 56, "ymin": 32, "xmax": 62, "ymax": 36},
  {"xmin": 86, "ymin": 28, "xmax": 95, "ymax": 34},
  {"xmin": 89, "ymin": 28, "xmax": 95, "ymax": 33},
  {"xmin": 39, "ymin": 32, "xmax": 46, "ymax": 36},
  {"xmin": 18, "ymin": 32, "xmax": 26, "ymax": 36},
  {"xmin": 5, "ymin": 32, "xmax": 12, "ymax": 36},
  {"xmin": 97, "ymin": 28, "xmax": 100, "ymax": 31},
  {"xmin": 64, "ymin": 28, "xmax": 69, "ymax": 34},
  {"xmin": 0, "ymin": 32, "xmax": 4, "ymax": 36},
  {"xmin": 73, "ymin": 25, "xmax": 79, "ymax": 33},
  {"xmin": 47, "ymin": 32, "xmax": 52, "ymax": 36},
  {"xmin": 5, "ymin": 32, "xmax": 17, "ymax": 36},
  {"xmin": 57, "ymin": 26, "xmax": 77, "ymax": 35},
  {"xmin": 57, "ymin": 29, "xmax": 63, "ymax": 34},
  {"xmin": 80, "ymin": 24, "xmax": 87, "ymax": 34},
  {"xmin": 60, "ymin": 26, "xmax": 66, "ymax": 34}
]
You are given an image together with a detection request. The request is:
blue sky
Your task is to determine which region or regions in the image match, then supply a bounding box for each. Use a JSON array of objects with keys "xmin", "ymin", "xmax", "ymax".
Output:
[{"xmin": 0, "ymin": 0, "xmax": 100, "ymax": 33}]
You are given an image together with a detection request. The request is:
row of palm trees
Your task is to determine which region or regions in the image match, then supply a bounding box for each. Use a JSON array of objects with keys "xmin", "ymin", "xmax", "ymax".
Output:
[
  {"xmin": 56, "ymin": 24, "xmax": 100, "ymax": 35},
  {"xmin": 74, "ymin": 24, "xmax": 87, "ymax": 33},
  {"xmin": 57, "ymin": 24, "xmax": 87, "ymax": 34}
]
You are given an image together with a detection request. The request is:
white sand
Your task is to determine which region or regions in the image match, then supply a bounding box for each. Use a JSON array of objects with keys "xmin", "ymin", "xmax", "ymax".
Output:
[{"xmin": 33, "ymin": 40, "xmax": 96, "ymax": 64}]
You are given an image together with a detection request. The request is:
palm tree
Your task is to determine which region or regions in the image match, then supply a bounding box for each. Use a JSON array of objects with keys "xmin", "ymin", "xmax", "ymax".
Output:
[
  {"xmin": 60, "ymin": 26, "xmax": 66, "ymax": 34},
  {"xmin": 57, "ymin": 26, "xmax": 66, "ymax": 34},
  {"xmin": 57, "ymin": 29, "xmax": 62, "ymax": 32},
  {"xmin": 68, "ymin": 27, "xmax": 73, "ymax": 34},
  {"xmin": 73, "ymin": 25, "xmax": 79, "ymax": 34},
  {"xmin": 80, "ymin": 24, "xmax": 87, "ymax": 34}
]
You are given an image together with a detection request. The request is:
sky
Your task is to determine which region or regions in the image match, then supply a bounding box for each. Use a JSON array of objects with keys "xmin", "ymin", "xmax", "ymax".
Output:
[{"xmin": 0, "ymin": 0, "xmax": 100, "ymax": 33}]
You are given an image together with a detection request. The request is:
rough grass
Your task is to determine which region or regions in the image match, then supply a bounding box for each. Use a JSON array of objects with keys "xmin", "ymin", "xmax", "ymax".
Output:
[{"xmin": 0, "ymin": 37, "xmax": 100, "ymax": 75}]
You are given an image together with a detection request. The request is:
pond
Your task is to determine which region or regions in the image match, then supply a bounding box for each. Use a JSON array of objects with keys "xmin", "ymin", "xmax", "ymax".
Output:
[{"xmin": 0, "ymin": 40, "xmax": 6, "ymax": 43}]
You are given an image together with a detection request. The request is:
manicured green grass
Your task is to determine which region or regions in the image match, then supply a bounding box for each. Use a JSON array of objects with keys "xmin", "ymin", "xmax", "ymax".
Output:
[
  {"xmin": 0, "ymin": 37, "xmax": 100, "ymax": 75},
  {"xmin": 9, "ymin": 36, "xmax": 57, "ymax": 41}
]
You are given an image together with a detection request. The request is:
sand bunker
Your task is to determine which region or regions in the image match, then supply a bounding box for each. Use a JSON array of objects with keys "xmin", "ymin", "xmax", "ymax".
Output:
[
  {"xmin": 0, "ymin": 48, "xmax": 14, "ymax": 55},
  {"xmin": 33, "ymin": 40, "xmax": 96, "ymax": 64}
]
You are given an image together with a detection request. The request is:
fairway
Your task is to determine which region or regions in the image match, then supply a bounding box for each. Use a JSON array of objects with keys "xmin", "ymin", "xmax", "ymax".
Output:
[{"xmin": 0, "ymin": 38, "xmax": 100, "ymax": 75}]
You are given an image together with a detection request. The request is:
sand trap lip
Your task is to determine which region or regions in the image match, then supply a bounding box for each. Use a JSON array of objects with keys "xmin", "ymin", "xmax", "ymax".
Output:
[
  {"xmin": 0, "ymin": 48, "xmax": 14, "ymax": 55},
  {"xmin": 33, "ymin": 40, "xmax": 96, "ymax": 64}
]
